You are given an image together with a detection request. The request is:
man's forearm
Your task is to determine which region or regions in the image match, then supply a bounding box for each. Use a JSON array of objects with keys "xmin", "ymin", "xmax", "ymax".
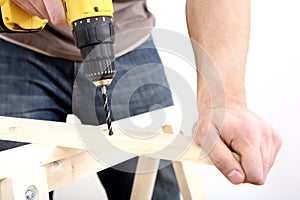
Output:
[
  {"xmin": 186, "ymin": 0, "xmax": 282, "ymax": 185},
  {"xmin": 186, "ymin": 0, "xmax": 250, "ymax": 111}
]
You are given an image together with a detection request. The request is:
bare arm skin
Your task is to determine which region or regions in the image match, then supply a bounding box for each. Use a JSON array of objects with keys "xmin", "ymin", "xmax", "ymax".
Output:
[
  {"xmin": 186, "ymin": 0, "xmax": 282, "ymax": 184},
  {"xmin": 12, "ymin": 0, "xmax": 66, "ymax": 25}
]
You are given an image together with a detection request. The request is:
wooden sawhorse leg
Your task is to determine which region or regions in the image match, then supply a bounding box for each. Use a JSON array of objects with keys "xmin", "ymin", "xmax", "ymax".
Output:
[{"xmin": 130, "ymin": 125, "xmax": 205, "ymax": 200}]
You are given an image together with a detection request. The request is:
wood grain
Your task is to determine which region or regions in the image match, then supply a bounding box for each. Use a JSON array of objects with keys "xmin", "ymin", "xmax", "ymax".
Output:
[{"xmin": 0, "ymin": 116, "xmax": 213, "ymax": 164}]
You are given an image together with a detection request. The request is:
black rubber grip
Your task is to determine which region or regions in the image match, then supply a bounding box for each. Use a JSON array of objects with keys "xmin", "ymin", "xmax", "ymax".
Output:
[{"xmin": 72, "ymin": 16, "xmax": 116, "ymax": 82}]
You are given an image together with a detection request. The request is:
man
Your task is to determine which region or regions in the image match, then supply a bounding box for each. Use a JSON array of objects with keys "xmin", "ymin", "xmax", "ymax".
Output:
[{"xmin": 0, "ymin": 0, "xmax": 282, "ymax": 199}]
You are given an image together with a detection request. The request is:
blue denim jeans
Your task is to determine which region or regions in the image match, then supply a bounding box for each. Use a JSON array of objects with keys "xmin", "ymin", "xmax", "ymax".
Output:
[{"xmin": 0, "ymin": 37, "xmax": 179, "ymax": 200}]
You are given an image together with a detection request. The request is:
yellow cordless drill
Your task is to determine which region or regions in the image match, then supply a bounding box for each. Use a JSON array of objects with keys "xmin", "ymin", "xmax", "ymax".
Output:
[{"xmin": 0, "ymin": 0, "xmax": 116, "ymax": 135}]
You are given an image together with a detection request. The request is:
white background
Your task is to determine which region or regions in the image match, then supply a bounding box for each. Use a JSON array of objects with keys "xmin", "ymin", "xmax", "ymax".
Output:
[{"xmin": 56, "ymin": 0, "xmax": 300, "ymax": 199}]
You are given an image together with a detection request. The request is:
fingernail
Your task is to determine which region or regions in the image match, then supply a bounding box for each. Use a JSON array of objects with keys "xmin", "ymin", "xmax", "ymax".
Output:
[{"xmin": 228, "ymin": 170, "xmax": 244, "ymax": 184}]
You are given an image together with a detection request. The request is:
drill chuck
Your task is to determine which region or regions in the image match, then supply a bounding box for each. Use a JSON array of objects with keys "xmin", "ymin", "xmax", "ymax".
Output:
[{"xmin": 72, "ymin": 16, "xmax": 116, "ymax": 87}]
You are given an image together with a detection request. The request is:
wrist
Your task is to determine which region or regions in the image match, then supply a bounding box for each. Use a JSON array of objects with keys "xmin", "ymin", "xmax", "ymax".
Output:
[{"xmin": 197, "ymin": 81, "xmax": 247, "ymax": 115}]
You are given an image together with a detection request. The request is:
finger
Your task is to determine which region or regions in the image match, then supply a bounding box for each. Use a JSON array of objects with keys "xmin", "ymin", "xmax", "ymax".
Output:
[
  {"xmin": 270, "ymin": 129, "xmax": 283, "ymax": 166},
  {"xmin": 240, "ymin": 146, "xmax": 265, "ymax": 185},
  {"xmin": 43, "ymin": 0, "xmax": 67, "ymax": 26},
  {"xmin": 260, "ymin": 133, "xmax": 275, "ymax": 180},
  {"xmin": 196, "ymin": 124, "xmax": 245, "ymax": 184},
  {"xmin": 260, "ymin": 145, "xmax": 272, "ymax": 181},
  {"xmin": 261, "ymin": 128, "xmax": 283, "ymax": 179},
  {"xmin": 209, "ymin": 139, "xmax": 245, "ymax": 184}
]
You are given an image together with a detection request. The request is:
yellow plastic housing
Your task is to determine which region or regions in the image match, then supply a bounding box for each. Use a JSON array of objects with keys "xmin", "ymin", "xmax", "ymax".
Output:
[
  {"xmin": 0, "ymin": 0, "xmax": 6, "ymax": 6},
  {"xmin": 62, "ymin": 0, "xmax": 114, "ymax": 26},
  {"xmin": 1, "ymin": 0, "xmax": 48, "ymax": 32}
]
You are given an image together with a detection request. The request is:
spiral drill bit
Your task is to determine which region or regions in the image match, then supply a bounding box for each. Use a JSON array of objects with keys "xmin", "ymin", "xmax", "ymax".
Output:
[{"xmin": 100, "ymin": 85, "xmax": 113, "ymax": 136}]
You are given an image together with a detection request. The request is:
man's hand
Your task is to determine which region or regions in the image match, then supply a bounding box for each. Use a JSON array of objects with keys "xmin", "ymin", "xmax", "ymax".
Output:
[
  {"xmin": 194, "ymin": 106, "xmax": 282, "ymax": 185},
  {"xmin": 12, "ymin": 0, "xmax": 66, "ymax": 25}
]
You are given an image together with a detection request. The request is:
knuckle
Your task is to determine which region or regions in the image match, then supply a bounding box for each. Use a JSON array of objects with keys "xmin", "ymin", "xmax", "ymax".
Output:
[
  {"xmin": 269, "ymin": 128, "xmax": 283, "ymax": 151},
  {"xmin": 247, "ymin": 174, "xmax": 266, "ymax": 185},
  {"xmin": 273, "ymin": 129, "xmax": 283, "ymax": 146},
  {"xmin": 213, "ymin": 158, "xmax": 230, "ymax": 172}
]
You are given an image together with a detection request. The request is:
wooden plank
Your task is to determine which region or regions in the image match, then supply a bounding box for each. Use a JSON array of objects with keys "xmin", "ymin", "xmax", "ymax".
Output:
[
  {"xmin": 45, "ymin": 151, "xmax": 108, "ymax": 191},
  {"xmin": 0, "ymin": 116, "xmax": 213, "ymax": 164},
  {"xmin": 130, "ymin": 156, "xmax": 160, "ymax": 200},
  {"xmin": 0, "ymin": 144, "xmax": 83, "ymax": 178},
  {"xmin": 0, "ymin": 144, "xmax": 133, "ymax": 192},
  {"xmin": 45, "ymin": 150, "xmax": 133, "ymax": 191},
  {"xmin": 0, "ymin": 178, "xmax": 14, "ymax": 200},
  {"xmin": 0, "ymin": 116, "xmax": 83, "ymax": 149}
]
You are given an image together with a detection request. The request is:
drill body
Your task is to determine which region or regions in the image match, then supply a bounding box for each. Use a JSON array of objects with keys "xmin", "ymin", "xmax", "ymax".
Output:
[{"xmin": 0, "ymin": 0, "xmax": 116, "ymax": 135}]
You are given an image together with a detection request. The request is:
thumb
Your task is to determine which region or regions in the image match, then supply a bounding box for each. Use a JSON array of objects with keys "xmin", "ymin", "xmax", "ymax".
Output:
[
  {"xmin": 196, "ymin": 123, "xmax": 245, "ymax": 184},
  {"xmin": 210, "ymin": 139, "xmax": 245, "ymax": 184}
]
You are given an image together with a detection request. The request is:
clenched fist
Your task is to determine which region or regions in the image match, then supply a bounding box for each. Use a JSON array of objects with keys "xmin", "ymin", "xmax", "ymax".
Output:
[{"xmin": 195, "ymin": 106, "xmax": 282, "ymax": 185}]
